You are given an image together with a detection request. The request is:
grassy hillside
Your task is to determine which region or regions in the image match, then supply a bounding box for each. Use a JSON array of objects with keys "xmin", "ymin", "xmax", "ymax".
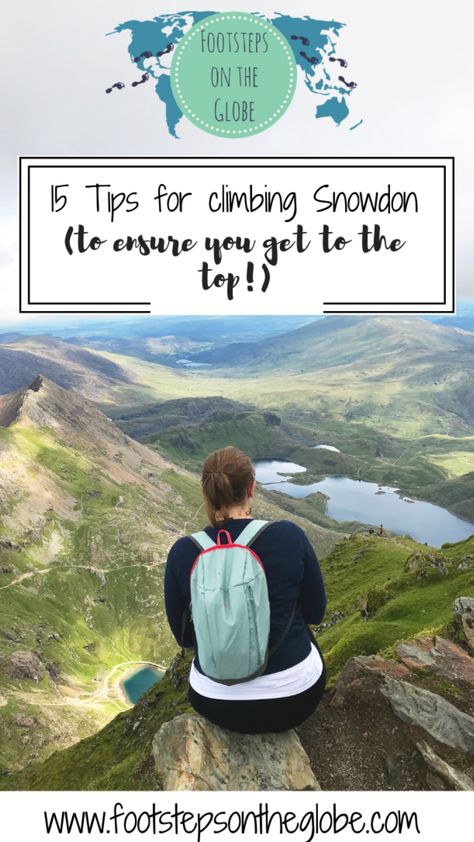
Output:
[
  {"xmin": 111, "ymin": 396, "xmax": 312, "ymax": 469},
  {"xmin": 4, "ymin": 531, "xmax": 473, "ymax": 791},
  {"xmin": 0, "ymin": 378, "xmax": 192, "ymax": 771},
  {"xmin": 317, "ymin": 533, "xmax": 474, "ymax": 680}
]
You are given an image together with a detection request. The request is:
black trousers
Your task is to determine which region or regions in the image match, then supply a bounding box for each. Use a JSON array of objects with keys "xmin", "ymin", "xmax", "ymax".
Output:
[{"xmin": 188, "ymin": 647, "xmax": 327, "ymax": 734}]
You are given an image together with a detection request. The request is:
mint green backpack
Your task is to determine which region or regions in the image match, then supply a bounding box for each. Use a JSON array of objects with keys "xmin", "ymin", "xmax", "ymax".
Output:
[{"xmin": 187, "ymin": 519, "xmax": 295, "ymax": 685}]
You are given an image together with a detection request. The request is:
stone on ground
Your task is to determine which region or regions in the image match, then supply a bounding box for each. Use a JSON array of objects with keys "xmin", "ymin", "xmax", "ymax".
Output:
[
  {"xmin": 453, "ymin": 597, "xmax": 474, "ymax": 655},
  {"xmin": 381, "ymin": 677, "xmax": 474, "ymax": 754},
  {"xmin": 4, "ymin": 651, "xmax": 45, "ymax": 682},
  {"xmin": 416, "ymin": 740, "xmax": 474, "ymax": 791},
  {"xmin": 397, "ymin": 636, "xmax": 474, "ymax": 685}
]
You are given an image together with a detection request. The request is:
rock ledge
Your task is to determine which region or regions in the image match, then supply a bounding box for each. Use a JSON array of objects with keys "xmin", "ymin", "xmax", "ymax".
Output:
[{"xmin": 152, "ymin": 713, "xmax": 319, "ymax": 791}]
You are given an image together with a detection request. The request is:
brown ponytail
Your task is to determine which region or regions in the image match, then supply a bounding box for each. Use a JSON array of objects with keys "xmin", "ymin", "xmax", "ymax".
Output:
[{"xmin": 201, "ymin": 446, "xmax": 255, "ymax": 526}]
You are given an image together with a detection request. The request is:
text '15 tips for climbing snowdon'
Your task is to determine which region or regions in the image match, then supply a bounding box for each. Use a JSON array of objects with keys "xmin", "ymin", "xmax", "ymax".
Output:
[{"xmin": 19, "ymin": 157, "xmax": 454, "ymax": 315}]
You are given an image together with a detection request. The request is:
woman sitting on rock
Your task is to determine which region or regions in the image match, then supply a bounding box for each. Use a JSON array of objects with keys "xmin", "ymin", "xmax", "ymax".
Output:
[{"xmin": 164, "ymin": 445, "xmax": 327, "ymax": 734}]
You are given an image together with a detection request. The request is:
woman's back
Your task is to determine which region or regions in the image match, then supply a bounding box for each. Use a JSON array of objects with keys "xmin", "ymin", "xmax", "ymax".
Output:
[{"xmin": 164, "ymin": 445, "xmax": 327, "ymax": 733}]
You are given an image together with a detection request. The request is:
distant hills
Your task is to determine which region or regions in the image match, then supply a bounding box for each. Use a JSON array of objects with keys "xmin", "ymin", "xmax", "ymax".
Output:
[
  {"xmin": 178, "ymin": 315, "xmax": 474, "ymax": 436},
  {"xmin": 1, "ymin": 317, "xmax": 473, "ymax": 436},
  {"xmin": 0, "ymin": 315, "xmax": 315, "ymax": 344},
  {"xmin": 192, "ymin": 314, "xmax": 474, "ymax": 376},
  {"xmin": 0, "ymin": 336, "xmax": 133, "ymax": 401}
]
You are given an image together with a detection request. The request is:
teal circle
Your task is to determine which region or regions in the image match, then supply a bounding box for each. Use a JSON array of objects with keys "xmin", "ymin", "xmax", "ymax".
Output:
[{"xmin": 171, "ymin": 12, "xmax": 297, "ymax": 137}]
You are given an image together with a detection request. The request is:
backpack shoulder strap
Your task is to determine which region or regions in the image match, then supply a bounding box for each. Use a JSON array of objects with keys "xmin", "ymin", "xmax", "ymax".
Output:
[
  {"xmin": 235, "ymin": 519, "xmax": 270, "ymax": 548},
  {"xmin": 189, "ymin": 531, "xmax": 216, "ymax": 551},
  {"xmin": 237, "ymin": 518, "xmax": 296, "ymax": 658}
]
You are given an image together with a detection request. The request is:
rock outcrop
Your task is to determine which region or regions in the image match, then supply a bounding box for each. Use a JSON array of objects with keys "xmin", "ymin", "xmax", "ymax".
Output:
[
  {"xmin": 381, "ymin": 676, "xmax": 474, "ymax": 754},
  {"xmin": 152, "ymin": 713, "xmax": 319, "ymax": 791},
  {"xmin": 453, "ymin": 597, "xmax": 474, "ymax": 654},
  {"xmin": 3, "ymin": 651, "xmax": 45, "ymax": 682},
  {"xmin": 397, "ymin": 635, "xmax": 474, "ymax": 684},
  {"xmin": 404, "ymin": 550, "xmax": 449, "ymax": 576},
  {"xmin": 138, "ymin": 598, "xmax": 474, "ymax": 792},
  {"xmin": 416, "ymin": 740, "xmax": 474, "ymax": 791}
]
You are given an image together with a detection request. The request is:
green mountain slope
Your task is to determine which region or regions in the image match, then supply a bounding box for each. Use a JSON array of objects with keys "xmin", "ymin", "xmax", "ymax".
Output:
[
  {"xmin": 0, "ymin": 377, "xmax": 344, "ymax": 775},
  {"xmin": 317, "ymin": 533, "xmax": 474, "ymax": 678},
  {"xmin": 109, "ymin": 394, "xmax": 474, "ymax": 526},
  {"xmin": 1, "ymin": 652, "xmax": 194, "ymax": 790},
  {"xmin": 112, "ymin": 396, "xmax": 313, "ymax": 468},
  {"xmin": 0, "ymin": 376, "xmax": 190, "ymax": 772}
]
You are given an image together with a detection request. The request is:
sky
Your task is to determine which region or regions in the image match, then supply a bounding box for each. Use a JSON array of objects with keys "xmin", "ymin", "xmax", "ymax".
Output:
[{"xmin": 1, "ymin": 0, "xmax": 473, "ymax": 326}]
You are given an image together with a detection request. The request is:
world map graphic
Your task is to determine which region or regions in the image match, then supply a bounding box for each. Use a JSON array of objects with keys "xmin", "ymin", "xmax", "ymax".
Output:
[{"xmin": 111, "ymin": 12, "xmax": 361, "ymax": 137}]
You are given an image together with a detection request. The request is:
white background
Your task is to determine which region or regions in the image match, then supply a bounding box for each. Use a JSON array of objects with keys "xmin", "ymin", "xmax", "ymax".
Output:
[{"xmin": 1, "ymin": 0, "xmax": 473, "ymax": 321}]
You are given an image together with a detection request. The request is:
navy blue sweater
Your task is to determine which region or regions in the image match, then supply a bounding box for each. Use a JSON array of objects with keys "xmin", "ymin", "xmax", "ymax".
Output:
[{"xmin": 164, "ymin": 518, "xmax": 327, "ymax": 675}]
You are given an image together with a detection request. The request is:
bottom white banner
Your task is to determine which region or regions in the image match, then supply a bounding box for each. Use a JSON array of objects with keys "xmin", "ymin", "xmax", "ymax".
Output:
[{"xmin": 0, "ymin": 790, "xmax": 472, "ymax": 840}]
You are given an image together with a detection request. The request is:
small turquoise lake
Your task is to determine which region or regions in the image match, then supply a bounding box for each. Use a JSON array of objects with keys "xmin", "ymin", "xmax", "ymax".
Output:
[{"xmin": 122, "ymin": 666, "xmax": 163, "ymax": 705}]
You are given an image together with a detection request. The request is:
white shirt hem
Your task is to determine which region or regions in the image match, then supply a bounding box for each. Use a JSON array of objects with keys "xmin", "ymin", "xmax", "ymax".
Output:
[{"xmin": 189, "ymin": 643, "xmax": 324, "ymax": 701}]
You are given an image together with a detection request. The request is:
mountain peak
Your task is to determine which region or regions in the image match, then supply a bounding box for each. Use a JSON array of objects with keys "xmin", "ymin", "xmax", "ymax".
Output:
[
  {"xmin": 27, "ymin": 374, "xmax": 45, "ymax": 393},
  {"xmin": 0, "ymin": 376, "xmax": 40, "ymax": 428},
  {"xmin": 0, "ymin": 375, "xmax": 73, "ymax": 429},
  {"xmin": 0, "ymin": 374, "xmax": 119, "ymax": 441}
]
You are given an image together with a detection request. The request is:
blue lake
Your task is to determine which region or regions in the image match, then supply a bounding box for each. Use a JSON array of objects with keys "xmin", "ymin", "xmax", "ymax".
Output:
[
  {"xmin": 122, "ymin": 666, "xmax": 163, "ymax": 705},
  {"xmin": 254, "ymin": 459, "xmax": 474, "ymax": 548}
]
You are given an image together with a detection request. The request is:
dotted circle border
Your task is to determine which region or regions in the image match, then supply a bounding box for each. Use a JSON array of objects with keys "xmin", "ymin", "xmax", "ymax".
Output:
[{"xmin": 171, "ymin": 12, "xmax": 297, "ymax": 137}]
